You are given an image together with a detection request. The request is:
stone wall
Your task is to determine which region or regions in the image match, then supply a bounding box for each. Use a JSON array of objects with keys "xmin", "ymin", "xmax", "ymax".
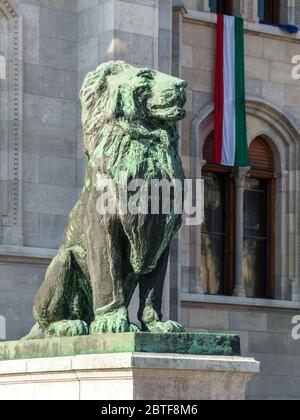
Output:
[
  {"xmin": 15, "ymin": 0, "xmax": 78, "ymax": 249},
  {"xmin": 179, "ymin": 10, "xmax": 300, "ymax": 400},
  {"xmin": 0, "ymin": 0, "xmax": 300, "ymax": 400},
  {"xmin": 181, "ymin": 301, "xmax": 300, "ymax": 400},
  {"xmin": 0, "ymin": 0, "xmax": 175, "ymax": 340},
  {"xmin": 77, "ymin": 0, "xmax": 173, "ymax": 187},
  {"xmin": 180, "ymin": 14, "xmax": 300, "ymax": 301}
]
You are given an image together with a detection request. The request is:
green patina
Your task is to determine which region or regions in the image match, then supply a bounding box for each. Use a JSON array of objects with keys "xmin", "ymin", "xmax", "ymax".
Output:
[
  {"xmin": 0, "ymin": 333, "xmax": 241, "ymax": 362},
  {"xmin": 22, "ymin": 61, "xmax": 189, "ymax": 340},
  {"xmin": 0, "ymin": 63, "xmax": 243, "ymax": 360}
]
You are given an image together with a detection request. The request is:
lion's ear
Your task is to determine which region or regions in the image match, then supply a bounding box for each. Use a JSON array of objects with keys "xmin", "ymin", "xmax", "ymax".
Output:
[{"xmin": 96, "ymin": 62, "xmax": 127, "ymax": 95}]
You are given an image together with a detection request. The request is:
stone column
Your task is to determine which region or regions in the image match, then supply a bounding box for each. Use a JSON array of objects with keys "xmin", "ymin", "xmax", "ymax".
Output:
[
  {"xmin": 203, "ymin": 0, "xmax": 211, "ymax": 12},
  {"xmin": 292, "ymin": 278, "xmax": 300, "ymax": 302},
  {"xmin": 171, "ymin": 1, "xmax": 190, "ymax": 320},
  {"xmin": 172, "ymin": 1, "xmax": 187, "ymax": 78},
  {"xmin": 284, "ymin": 0, "xmax": 296, "ymax": 25},
  {"xmin": 233, "ymin": 170, "xmax": 247, "ymax": 298},
  {"xmin": 296, "ymin": 0, "xmax": 300, "ymax": 27},
  {"xmin": 241, "ymin": 0, "xmax": 259, "ymax": 22},
  {"xmin": 182, "ymin": 0, "xmax": 210, "ymax": 12},
  {"xmin": 276, "ymin": 171, "xmax": 289, "ymax": 300}
]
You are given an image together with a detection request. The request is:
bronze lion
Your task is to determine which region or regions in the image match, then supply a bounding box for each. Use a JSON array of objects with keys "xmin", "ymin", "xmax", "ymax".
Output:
[{"xmin": 24, "ymin": 61, "xmax": 187, "ymax": 339}]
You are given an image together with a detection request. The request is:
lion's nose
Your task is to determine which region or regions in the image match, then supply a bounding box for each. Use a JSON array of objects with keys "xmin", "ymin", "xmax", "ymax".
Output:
[{"xmin": 176, "ymin": 80, "xmax": 187, "ymax": 89}]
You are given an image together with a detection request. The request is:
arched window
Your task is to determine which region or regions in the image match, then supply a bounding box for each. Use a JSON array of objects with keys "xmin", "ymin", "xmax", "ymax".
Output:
[
  {"xmin": 201, "ymin": 133, "xmax": 275, "ymax": 299},
  {"xmin": 201, "ymin": 132, "xmax": 235, "ymax": 296}
]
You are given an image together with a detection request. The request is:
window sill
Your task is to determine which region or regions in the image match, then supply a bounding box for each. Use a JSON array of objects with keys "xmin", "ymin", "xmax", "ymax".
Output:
[
  {"xmin": 181, "ymin": 293, "xmax": 300, "ymax": 310},
  {"xmin": 184, "ymin": 10, "xmax": 300, "ymax": 42}
]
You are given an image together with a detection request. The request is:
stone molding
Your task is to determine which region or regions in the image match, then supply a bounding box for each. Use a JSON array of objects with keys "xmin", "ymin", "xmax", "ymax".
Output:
[
  {"xmin": 0, "ymin": 0, "xmax": 23, "ymax": 244},
  {"xmin": 0, "ymin": 0, "xmax": 17, "ymax": 19},
  {"xmin": 183, "ymin": 10, "xmax": 300, "ymax": 43},
  {"xmin": 0, "ymin": 245, "xmax": 56, "ymax": 265},
  {"xmin": 0, "ymin": 353, "xmax": 259, "ymax": 400},
  {"xmin": 182, "ymin": 293, "xmax": 300, "ymax": 311},
  {"xmin": 192, "ymin": 98, "xmax": 300, "ymax": 164},
  {"xmin": 184, "ymin": 0, "xmax": 296, "ymax": 24},
  {"xmin": 172, "ymin": 0, "xmax": 187, "ymax": 15}
]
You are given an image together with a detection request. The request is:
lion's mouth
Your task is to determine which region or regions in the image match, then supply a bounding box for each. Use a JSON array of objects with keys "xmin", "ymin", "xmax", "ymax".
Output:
[{"xmin": 152, "ymin": 94, "xmax": 186, "ymax": 112}]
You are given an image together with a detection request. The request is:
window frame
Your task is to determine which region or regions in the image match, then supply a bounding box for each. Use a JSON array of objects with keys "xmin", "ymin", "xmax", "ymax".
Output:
[
  {"xmin": 202, "ymin": 135, "xmax": 276, "ymax": 299},
  {"xmin": 210, "ymin": 0, "xmax": 234, "ymax": 16},
  {"xmin": 246, "ymin": 169, "xmax": 276, "ymax": 299},
  {"xmin": 259, "ymin": 0, "xmax": 281, "ymax": 24},
  {"xmin": 202, "ymin": 164, "xmax": 235, "ymax": 296}
]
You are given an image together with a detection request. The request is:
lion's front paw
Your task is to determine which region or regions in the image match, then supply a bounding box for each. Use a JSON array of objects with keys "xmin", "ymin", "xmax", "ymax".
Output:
[
  {"xmin": 46, "ymin": 320, "xmax": 89, "ymax": 338},
  {"xmin": 143, "ymin": 320, "xmax": 185, "ymax": 333},
  {"xmin": 90, "ymin": 307, "xmax": 140, "ymax": 334}
]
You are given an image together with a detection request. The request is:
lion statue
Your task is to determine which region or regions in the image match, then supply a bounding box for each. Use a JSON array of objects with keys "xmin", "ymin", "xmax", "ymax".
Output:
[{"xmin": 23, "ymin": 61, "xmax": 187, "ymax": 339}]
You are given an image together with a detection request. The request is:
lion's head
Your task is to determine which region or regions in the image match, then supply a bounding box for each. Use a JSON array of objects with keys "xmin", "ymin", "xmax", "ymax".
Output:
[{"xmin": 80, "ymin": 61, "xmax": 187, "ymax": 158}]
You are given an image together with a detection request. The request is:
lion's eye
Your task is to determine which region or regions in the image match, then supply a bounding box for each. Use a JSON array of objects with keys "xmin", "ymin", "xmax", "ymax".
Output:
[
  {"xmin": 138, "ymin": 71, "xmax": 154, "ymax": 81},
  {"xmin": 143, "ymin": 74, "xmax": 153, "ymax": 80}
]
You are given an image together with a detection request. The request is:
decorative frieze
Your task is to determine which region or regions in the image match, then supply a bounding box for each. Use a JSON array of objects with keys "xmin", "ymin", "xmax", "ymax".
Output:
[{"xmin": 0, "ymin": 0, "xmax": 23, "ymax": 244}]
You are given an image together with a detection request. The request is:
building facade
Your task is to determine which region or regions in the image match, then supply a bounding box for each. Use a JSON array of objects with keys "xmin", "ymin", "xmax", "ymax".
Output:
[{"xmin": 0, "ymin": 0, "xmax": 300, "ymax": 400}]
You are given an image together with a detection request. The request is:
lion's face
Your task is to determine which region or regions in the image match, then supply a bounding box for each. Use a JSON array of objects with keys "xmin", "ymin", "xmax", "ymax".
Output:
[
  {"xmin": 108, "ymin": 66, "xmax": 187, "ymax": 122},
  {"xmin": 81, "ymin": 61, "xmax": 187, "ymax": 129}
]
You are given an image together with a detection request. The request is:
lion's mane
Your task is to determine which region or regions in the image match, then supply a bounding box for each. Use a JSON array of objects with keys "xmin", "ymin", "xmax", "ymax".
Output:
[{"xmin": 79, "ymin": 61, "xmax": 185, "ymax": 274}]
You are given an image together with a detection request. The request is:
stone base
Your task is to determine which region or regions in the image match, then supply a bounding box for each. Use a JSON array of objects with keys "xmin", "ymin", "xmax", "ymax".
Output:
[
  {"xmin": 0, "ymin": 333, "xmax": 242, "ymax": 361},
  {"xmin": 0, "ymin": 352, "xmax": 259, "ymax": 400},
  {"xmin": 0, "ymin": 334, "xmax": 259, "ymax": 400}
]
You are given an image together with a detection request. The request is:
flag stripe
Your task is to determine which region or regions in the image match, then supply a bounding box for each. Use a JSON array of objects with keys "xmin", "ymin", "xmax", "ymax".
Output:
[
  {"xmin": 222, "ymin": 16, "xmax": 236, "ymax": 167},
  {"xmin": 214, "ymin": 15, "xmax": 250, "ymax": 168},
  {"xmin": 214, "ymin": 14, "xmax": 224, "ymax": 165},
  {"xmin": 235, "ymin": 17, "xmax": 250, "ymax": 167}
]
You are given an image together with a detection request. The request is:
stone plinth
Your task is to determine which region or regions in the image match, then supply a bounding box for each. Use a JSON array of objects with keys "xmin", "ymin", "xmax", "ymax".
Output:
[
  {"xmin": 0, "ymin": 334, "xmax": 259, "ymax": 400},
  {"xmin": 0, "ymin": 333, "xmax": 241, "ymax": 361},
  {"xmin": 0, "ymin": 352, "xmax": 259, "ymax": 400}
]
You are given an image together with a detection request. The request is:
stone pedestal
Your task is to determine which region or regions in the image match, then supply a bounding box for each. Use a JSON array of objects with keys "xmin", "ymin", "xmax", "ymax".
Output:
[
  {"xmin": 0, "ymin": 334, "xmax": 259, "ymax": 400},
  {"xmin": 0, "ymin": 353, "xmax": 259, "ymax": 401}
]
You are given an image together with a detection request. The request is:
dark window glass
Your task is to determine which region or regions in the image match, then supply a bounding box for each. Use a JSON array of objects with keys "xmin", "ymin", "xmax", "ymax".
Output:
[
  {"xmin": 201, "ymin": 172, "xmax": 226, "ymax": 295},
  {"xmin": 243, "ymin": 178, "xmax": 268, "ymax": 298},
  {"xmin": 258, "ymin": 0, "xmax": 281, "ymax": 24},
  {"xmin": 209, "ymin": 0, "xmax": 233, "ymax": 15},
  {"xmin": 202, "ymin": 134, "xmax": 275, "ymax": 299}
]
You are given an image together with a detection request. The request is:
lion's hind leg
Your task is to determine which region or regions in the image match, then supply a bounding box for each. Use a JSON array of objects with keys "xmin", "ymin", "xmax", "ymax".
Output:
[{"xmin": 29, "ymin": 248, "xmax": 89, "ymax": 339}]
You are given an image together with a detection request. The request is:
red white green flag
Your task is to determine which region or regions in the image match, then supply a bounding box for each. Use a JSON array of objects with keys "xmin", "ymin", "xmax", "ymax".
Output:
[{"xmin": 214, "ymin": 14, "xmax": 250, "ymax": 167}]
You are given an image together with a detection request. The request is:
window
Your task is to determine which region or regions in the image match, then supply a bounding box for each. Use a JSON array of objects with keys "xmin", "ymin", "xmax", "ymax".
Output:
[
  {"xmin": 201, "ymin": 134, "xmax": 275, "ymax": 299},
  {"xmin": 201, "ymin": 133, "xmax": 235, "ymax": 296},
  {"xmin": 243, "ymin": 137, "xmax": 275, "ymax": 299},
  {"xmin": 209, "ymin": 0, "xmax": 233, "ymax": 15},
  {"xmin": 258, "ymin": 0, "xmax": 281, "ymax": 24}
]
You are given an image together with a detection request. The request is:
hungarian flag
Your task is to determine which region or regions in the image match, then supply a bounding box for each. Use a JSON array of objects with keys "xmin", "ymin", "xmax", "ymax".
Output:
[{"xmin": 214, "ymin": 14, "xmax": 250, "ymax": 167}]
